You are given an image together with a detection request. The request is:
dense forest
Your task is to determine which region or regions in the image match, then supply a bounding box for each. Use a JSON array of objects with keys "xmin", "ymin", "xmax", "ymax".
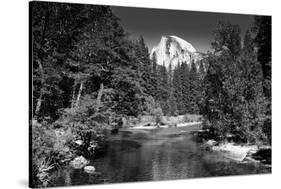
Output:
[{"xmin": 30, "ymin": 2, "xmax": 271, "ymax": 187}]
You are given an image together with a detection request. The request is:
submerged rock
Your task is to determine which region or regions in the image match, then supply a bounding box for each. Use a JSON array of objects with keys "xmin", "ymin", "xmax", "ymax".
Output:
[
  {"xmin": 70, "ymin": 156, "xmax": 89, "ymax": 169},
  {"xmin": 84, "ymin": 165, "xmax": 96, "ymax": 174}
]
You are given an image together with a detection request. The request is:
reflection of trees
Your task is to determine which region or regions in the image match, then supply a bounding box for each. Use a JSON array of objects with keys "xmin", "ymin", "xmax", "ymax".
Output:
[
  {"xmin": 64, "ymin": 168, "xmax": 71, "ymax": 186},
  {"xmin": 100, "ymin": 140, "xmax": 151, "ymax": 182},
  {"xmin": 151, "ymin": 138, "xmax": 206, "ymax": 180}
]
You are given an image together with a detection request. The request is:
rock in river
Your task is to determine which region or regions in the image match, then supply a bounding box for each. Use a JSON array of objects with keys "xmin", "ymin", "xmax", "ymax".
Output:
[
  {"xmin": 206, "ymin": 139, "xmax": 218, "ymax": 146},
  {"xmin": 84, "ymin": 165, "xmax": 96, "ymax": 174},
  {"xmin": 70, "ymin": 156, "xmax": 89, "ymax": 169}
]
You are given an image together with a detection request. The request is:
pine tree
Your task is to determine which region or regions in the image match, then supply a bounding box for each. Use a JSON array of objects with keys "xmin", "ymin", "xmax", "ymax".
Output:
[
  {"xmin": 253, "ymin": 16, "xmax": 271, "ymax": 90},
  {"xmin": 167, "ymin": 63, "xmax": 178, "ymax": 115},
  {"xmin": 211, "ymin": 21, "xmax": 241, "ymax": 58},
  {"xmin": 252, "ymin": 16, "xmax": 272, "ymax": 143},
  {"xmin": 202, "ymin": 22, "xmax": 269, "ymax": 143},
  {"xmin": 189, "ymin": 61, "xmax": 200, "ymax": 114},
  {"xmin": 157, "ymin": 63, "xmax": 170, "ymax": 114},
  {"xmin": 180, "ymin": 62, "xmax": 190, "ymax": 114},
  {"xmin": 197, "ymin": 60, "xmax": 206, "ymax": 113},
  {"xmin": 173, "ymin": 62, "xmax": 184, "ymax": 114},
  {"xmin": 239, "ymin": 30, "xmax": 268, "ymax": 143},
  {"xmin": 134, "ymin": 36, "xmax": 155, "ymax": 97},
  {"xmin": 150, "ymin": 52, "xmax": 159, "ymax": 97}
]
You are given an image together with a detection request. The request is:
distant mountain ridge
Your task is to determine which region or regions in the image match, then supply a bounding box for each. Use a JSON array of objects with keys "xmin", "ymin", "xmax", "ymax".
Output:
[{"xmin": 150, "ymin": 35, "xmax": 204, "ymax": 70}]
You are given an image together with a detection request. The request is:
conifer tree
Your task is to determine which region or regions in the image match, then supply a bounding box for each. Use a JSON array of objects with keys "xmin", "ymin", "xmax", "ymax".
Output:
[
  {"xmin": 189, "ymin": 61, "xmax": 200, "ymax": 114},
  {"xmin": 167, "ymin": 63, "xmax": 178, "ymax": 115},
  {"xmin": 202, "ymin": 22, "xmax": 269, "ymax": 143},
  {"xmin": 180, "ymin": 62, "xmax": 190, "ymax": 114},
  {"xmin": 135, "ymin": 36, "xmax": 154, "ymax": 97},
  {"xmin": 173, "ymin": 62, "xmax": 184, "ymax": 114},
  {"xmin": 252, "ymin": 16, "xmax": 272, "ymax": 143},
  {"xmin": 157, "ymin": 63, "xmax": 170, "ymax": 114}
]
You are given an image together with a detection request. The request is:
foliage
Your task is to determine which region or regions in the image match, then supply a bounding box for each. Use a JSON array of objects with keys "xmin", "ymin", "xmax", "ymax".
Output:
[
  {"xmin": 31, "ymin": 2, "xmax": 105, "ymax": 120},
  {"xmin": 211, "ymin": 21, "xmax": 241, "ymax": 58},
  {"xmin": 31, "ymin": 120, "xmax": 73, "ymax": 187},
  {"xmin": 143, "ymin": 96, "xmax": 164, "ymax": 124},
  {"xmin": 252, "ymin": 16, "xmax": 272, "ymax": 143},
  {"xmin": 30, "ymin": 2, "xmax": 271, "ymax": 187},
  {"xmin": 31, "ymin": 2, "xmax": 153, "ymax": 187},
  {"xmin": 201, "ymin": 22, "xmax": 270, "ymax": 144},
  {"xmin": 171, "ymin": 61, "xmax": 203, "ymax": 115}
]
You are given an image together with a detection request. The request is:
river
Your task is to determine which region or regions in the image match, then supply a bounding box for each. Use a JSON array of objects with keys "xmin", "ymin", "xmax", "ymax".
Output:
[{"xmin": 51, "ymin": 124, "xmax": 271, "ymax": 187}]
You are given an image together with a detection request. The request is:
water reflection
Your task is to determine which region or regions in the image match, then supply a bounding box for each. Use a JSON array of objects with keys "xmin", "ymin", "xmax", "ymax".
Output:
[{"xmin": 51, "ymin": 128, "xmax": 271, "ymax": 187}]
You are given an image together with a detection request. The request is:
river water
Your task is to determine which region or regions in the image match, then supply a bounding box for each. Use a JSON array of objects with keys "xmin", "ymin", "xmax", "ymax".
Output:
[{"xmin": 51, "ymin": 125, "xmax": 271, "ymax": 187}]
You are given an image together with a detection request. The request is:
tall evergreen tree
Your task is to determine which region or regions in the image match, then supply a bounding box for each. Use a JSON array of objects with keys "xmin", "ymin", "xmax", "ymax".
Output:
[
  {"xmin": 202, "ymin": 22, "xmax": 268, "ymax": 143},
  {"xmin": 157, "ymin": 63, "xmax": 170, "ymax": 114},
  {"xmin": 167, "ymin": 63, "xmax": 178, "ymax": 115},
  {"xmin": 252, "ymin": 16, "xmax": 272, "ymax": 143},
  {"xmin": 150, "ymin": 52, "xmax": 159, "ymax": 97},
  {"xmin": 180, "ymin": 62, "xmax": 191, "ymax": 114},
  {"xmin": 173, "ymin": 62, "xmax": 184, "ymax": 114},
  {"xmin": 134, "ymin": 36, "xmax": 154, "ymax": 97},
  {"xmin": 189, "ymin": 61, "xmax": 200, "ymax": 114},
  {"xmin": 253, "ymin": 16, "xmax": 271, "ymax": 89},
  {"xmin": 211, "ymin": 21, "xmax": 241, "ymax": 58}
]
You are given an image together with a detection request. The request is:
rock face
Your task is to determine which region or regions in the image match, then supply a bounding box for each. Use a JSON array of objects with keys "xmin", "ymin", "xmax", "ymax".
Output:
[{"xmin": 150, "ymin": 35, "xmax": 204, "ymax": 70}]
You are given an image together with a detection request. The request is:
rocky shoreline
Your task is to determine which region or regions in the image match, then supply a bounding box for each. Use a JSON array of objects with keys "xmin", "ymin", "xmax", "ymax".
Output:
[
  {"xmin": 197, "ymin": 131, "xmax": 271, "ymax": 166},
  {"xmin": 130, "ymin": 121, "xmax": 202, "ymax": 130}
]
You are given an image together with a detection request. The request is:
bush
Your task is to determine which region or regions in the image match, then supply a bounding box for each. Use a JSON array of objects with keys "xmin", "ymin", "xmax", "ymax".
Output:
[
  {"xmin": 143, "ymin": 96, "xmax": 163, "ymax": 125},
  {"xmin": 31, "ymin": 119, "xmax": 73, "ymax": 187}
]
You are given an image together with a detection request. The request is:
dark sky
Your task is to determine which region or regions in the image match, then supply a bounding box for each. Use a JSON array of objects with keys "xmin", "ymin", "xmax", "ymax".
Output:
[{"xmin": 111, "ymin": 6, "xmax": 256, "ymax": 53}]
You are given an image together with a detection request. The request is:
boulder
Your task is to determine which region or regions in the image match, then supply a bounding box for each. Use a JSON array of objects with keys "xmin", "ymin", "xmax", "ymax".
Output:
[
  {"xmin": 206, "ymin": 139, "xmax": 218, "ymax": 146},
  {"xmin": 84, "ymin": 165, "xmax": 96, "ymax": 174},
  {"xmin": 70, "ymin": 156, "xmax": 89, "ymax": 169},
  {"xmin": 74, "ymin": 140, "xmax": 83, "ymax": 146}
]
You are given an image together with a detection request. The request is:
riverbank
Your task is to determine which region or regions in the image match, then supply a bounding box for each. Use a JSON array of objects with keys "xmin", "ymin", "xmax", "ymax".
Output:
[
  {"xmin": 130, "ymin": 121, "xmax": 202, "ymax": 130},
  {"xmin": 201, "ymin": 138, "xmax": 271, "ymax": 166},
  {"xmin": 51, "ymin": 125, "xmax": 271, "ymax": 187},
  {"xmin": 128, "ymin": 117, "xmax": 271, "ymax": 167}
]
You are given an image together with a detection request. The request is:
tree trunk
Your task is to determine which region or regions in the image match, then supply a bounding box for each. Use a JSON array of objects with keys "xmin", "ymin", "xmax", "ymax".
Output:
[
  {"xmin": 71, "ymin": 83, "xmax": 77, "ymax": 108},
  {"xmin": 75, "ymin": 81, "xmax": 84, "ymax": 107},
  {"xmin": 96, "ymin": 83, "xmax": 104, "ymax": 108},
  {"xmin": 34, "ymin": 60, "xmax": 44, "ymax": 119},
  {"xmin": 83, "ymin": 132, "xmax": 92, "ymax": 153}
]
